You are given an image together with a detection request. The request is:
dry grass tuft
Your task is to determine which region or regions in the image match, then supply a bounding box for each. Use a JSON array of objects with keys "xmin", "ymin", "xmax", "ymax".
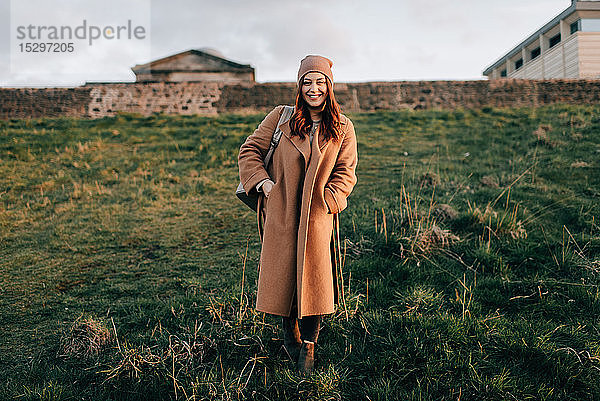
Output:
[
  {"xmin": 469, "ymin": 203, "xmax": 527, "ymax": 240},
  {"xmin": 480, "ymin": 175, "xmax": 500, "ymax": 188},
  {"xmin": 571, "ymin": 161, "xmax": 590, "ymax": 168},
  {"xmin": 432, "ymin": 204, "xmax": 458, "ymax": 222},
  {"xmin": 532, "ymin": 124, "xmax": 557, "ymax": 148},
  {"xmin": 570, "ymin": 132, "xmax": 583, "ymax": 141},
  {"xmin": 532, "ymin": 124, "xmax": 552, "ymax": 140},
  {"xmin": 415, "ymin": 224, "xmax": 460, "ymax": 253},
  {"xmin": 58, "ymin": 315, "xmax": 112, "ymax": 360},
  {"xmin": 102, "ymin": 342, "xmax": 162, "ymax": 381},
  {"xmin": 419, "ymin": 172, "xmax": 441, "ymax": 188},
  {"xmin": 390, "ymin": 184, "xmax": 461, "ymax": 260},
  {"xmin": 345, "ymin": 236, "xmax": 375, "ymax": 257}
]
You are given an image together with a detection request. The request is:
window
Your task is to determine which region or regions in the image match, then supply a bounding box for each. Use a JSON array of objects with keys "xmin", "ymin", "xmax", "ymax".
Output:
[
  {"xmin": 500, "ymin": 69, "xmax": 507, "ymax": 77},
  {"xmin": 515, "ymin": 58, "xmax": 523, "ymax": 70},
  {"xmin": 571, "ymin": 20, "xmax": 581, "ymax": 34},
  {"xmin": 531, "ymin": 47, "xmax": 541, "ymax": 60},
  {"xmin": 581, "ymin": 19, "xmax": 600, "ymax": 32},
  {"xmin": 549, "ymin": 33, "xmax": 561, "ymax": 48}
]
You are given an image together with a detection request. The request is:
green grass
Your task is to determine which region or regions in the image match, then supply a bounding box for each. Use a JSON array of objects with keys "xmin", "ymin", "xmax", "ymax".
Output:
[{"xmin": 0, "ymin": 105, "xmax": 599, "ymax": 400}]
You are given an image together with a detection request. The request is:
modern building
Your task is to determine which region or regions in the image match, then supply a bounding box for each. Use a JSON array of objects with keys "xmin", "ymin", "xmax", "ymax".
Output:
[
  {"xmin": 132, "ymin": 48, "xmax": 255, "ymax": 83},
  {"xmin": 484, "ymin": 0, "xmax": 600, "ymax": 79}
]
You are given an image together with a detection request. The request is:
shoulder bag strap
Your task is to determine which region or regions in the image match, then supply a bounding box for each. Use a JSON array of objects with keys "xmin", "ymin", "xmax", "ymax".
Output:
[
  {"xmin": 264, "ymin": 105, "xmax": 294, "ymax": 168},
  {"xmin": 257, "ymin": 105, "xmax": 294, "ymax": 243}
]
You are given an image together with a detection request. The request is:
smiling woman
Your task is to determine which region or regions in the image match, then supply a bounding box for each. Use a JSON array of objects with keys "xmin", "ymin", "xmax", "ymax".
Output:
[
  {"xmin": 238, "ymin": 55, "xmax": 358, "ymax": 375},
  {"xmin": 302, "ymin": 73, "xmax": 327, "ymax": 106}
]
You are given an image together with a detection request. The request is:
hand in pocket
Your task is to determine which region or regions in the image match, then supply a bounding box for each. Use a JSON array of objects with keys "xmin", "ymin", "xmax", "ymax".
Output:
[{"xmin": 262, "ymin": 180, "xmax": 274, "ymax": 198}]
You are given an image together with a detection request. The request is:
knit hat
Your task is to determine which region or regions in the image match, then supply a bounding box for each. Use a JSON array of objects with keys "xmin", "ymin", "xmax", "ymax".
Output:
[{"xmin": 297, "ymin": 55, "xmax": 334, "ymax": 86}]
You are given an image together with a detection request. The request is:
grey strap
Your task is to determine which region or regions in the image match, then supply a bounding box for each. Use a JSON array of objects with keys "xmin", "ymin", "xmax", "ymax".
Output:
[{"xmin": 264, "ymin": 105, "xmax": 294, "ymax": 168}]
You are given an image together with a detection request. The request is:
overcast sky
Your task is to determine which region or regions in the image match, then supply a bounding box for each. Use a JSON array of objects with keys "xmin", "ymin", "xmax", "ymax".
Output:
[{"xmin": 0, "ymin": 0, "xmax": 572, "ymax": 87}]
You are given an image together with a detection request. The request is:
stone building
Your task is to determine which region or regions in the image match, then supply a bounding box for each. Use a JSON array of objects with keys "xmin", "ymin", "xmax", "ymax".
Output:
[
  {"xmin": 131, "ymin": 48, "xmax": 255, "ymax": 83},
  {"xmin": 484, "ymin": 0, "xmax": 600, "ymax": 79}
]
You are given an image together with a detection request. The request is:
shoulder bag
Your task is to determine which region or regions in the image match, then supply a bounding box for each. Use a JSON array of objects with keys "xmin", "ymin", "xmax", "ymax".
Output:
[{"xmin": 236, "ymin": 105, "xmax": 294, "ymax": 212}]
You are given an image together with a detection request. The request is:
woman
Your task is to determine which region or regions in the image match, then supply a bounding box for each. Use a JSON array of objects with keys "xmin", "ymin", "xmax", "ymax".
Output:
[{"xmin": 238, "ymin": 55, "xmax": 358, "ymax": 374}]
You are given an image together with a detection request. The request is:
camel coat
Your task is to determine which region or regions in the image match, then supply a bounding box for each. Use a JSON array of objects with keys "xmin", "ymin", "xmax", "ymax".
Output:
[{"xmin": 238, "ymin": 105, "xmax": 358, "ymax": 318}]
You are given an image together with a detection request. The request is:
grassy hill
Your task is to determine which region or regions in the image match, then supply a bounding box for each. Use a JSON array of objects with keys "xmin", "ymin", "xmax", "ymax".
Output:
[{"xmin": 0, "ymin": 105, "xmax": 599, "ymax": 400}]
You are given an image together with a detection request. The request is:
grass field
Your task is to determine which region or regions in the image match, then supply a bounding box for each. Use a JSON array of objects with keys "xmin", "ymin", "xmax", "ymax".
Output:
[{"xmin": 0, "ymin": 105, "xmax": 599, "ymax": 400}]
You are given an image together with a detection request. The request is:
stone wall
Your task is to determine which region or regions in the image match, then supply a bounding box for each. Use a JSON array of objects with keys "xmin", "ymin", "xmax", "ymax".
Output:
[
  {"xmin": 1, "ymin": 79, "xmax": 600, "ymax": 120},
  {"xmin": 0, "ymin": 87, "xmax": 93, "ymax": 119},
  {"xmin": 86, "ymin": 82, "xmax": 223, "ymax": 118}
]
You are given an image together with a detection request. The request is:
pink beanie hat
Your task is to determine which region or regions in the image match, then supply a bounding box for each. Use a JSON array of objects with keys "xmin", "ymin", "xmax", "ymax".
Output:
[{"xmin": 297, "ymin": 55, "xmax": 334, "ymax": 86}]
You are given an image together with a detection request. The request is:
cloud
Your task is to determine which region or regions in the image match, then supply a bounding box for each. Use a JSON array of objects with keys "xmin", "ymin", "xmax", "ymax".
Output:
[
  {"xmin": 0, "ymin": 0, "xmax": 576, "ymax": 85},
  {"xmin": 144, "ymin": 0, "xmax": 357, "ymax": 82}
]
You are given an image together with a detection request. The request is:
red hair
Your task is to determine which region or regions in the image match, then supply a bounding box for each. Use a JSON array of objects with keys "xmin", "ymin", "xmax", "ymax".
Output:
[{"xmin": 289, "ymin": 78, "xmax": 342, "ymax": 143}]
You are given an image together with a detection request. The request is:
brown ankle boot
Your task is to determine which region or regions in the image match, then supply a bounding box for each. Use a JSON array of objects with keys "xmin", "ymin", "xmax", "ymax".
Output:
[
  {"xmin": 282, "ymin": 317, "xmax": 302, "ymax": 362},
  {"xmin": 297, "ymin": 340, "xmax": 315, "ymax": 374}
]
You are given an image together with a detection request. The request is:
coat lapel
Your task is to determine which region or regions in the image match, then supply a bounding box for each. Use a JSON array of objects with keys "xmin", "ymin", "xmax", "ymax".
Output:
[
  {"xmin": 279, "ymin": 119, "xmax": 310, "ymax": 167},
  {"xmin": 279, "ymin": 119, "xmax": 330, "ymax": 170},
  {"xmin": 318, "ymin": 128, "xmax": 329, "ymax": 152}
]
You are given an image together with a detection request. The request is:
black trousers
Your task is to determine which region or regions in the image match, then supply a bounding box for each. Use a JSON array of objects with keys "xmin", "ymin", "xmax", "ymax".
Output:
[{"xmin": 282, "ymin": 290, "xmax": 321, "ymax": 343}]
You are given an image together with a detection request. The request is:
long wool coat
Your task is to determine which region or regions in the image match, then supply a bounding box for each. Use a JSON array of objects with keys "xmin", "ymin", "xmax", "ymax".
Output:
[{"xmin": 238, "ymin": 105, "xmax": 358, "ymax": 318}]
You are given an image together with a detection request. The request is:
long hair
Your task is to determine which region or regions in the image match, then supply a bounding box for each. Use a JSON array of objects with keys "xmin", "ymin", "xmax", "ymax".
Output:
[{"xmin": 289, "ymin": 78, "xmax": 342, "ymax": 143}]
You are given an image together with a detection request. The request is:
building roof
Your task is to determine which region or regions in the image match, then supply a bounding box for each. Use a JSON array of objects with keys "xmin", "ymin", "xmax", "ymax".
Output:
[
  {"xmin": 483, "ymin": 1, "xmax": 600, "ymax": 76},
  {"xmin": 131, "ymin": 48, "xmax": 254, "ymax": 74}
]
